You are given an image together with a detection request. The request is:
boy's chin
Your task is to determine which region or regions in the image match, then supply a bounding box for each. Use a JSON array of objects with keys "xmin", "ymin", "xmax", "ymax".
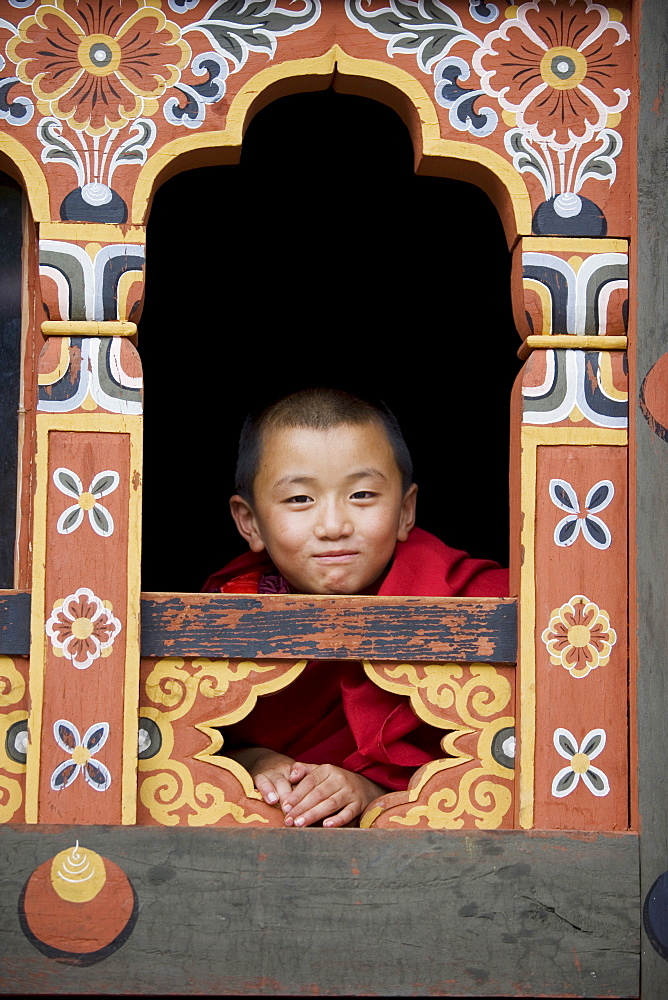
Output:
[{"xmin": 286, "ymin": 570, "xmax": 381, "ymax": 596}]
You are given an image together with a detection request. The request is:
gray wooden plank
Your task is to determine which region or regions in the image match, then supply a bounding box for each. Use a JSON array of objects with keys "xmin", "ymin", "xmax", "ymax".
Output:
[
  {"xmin": 637, "ymin": 2, "xmax": 668, "ymax": 997},
  {"xmin": 0, "ymin": 826, "xmax": 638, "ymax": 996},
  {"xmin": 0, "ymin": 590, "xmax": 30, "ymax": 654},
  {"xmin": 140, "ymin": 593, "xmax": 517, "ymax": 662}
]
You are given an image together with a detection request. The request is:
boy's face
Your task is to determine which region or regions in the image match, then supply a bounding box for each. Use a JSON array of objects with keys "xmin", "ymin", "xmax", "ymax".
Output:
[{"xmin": 230, "ymin": 422, "xmax": 417, "ymax": 595}]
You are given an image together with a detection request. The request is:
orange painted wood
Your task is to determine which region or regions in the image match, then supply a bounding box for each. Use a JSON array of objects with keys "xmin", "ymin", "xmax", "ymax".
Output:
[
  {"xmin": 533, "ymin": 445, "xmax": 628, "ymax": 830},
  {"xmin": 39, "ymin": 431, "xmax": 132, "ymax": 824},
  {"xmin": 0, "ymin": 2, "xmax": 633, "ymax": 235}
]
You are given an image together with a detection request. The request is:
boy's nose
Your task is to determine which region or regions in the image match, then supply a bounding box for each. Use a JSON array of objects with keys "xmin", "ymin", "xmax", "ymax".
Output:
[{"xmin": 314, "ymin": 506, "xmax": 353, "ymax": 540}]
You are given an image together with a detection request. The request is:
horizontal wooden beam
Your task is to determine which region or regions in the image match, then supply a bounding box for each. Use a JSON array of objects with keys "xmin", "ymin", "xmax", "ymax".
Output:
[
  {"xmin": 0, "ymin": 826, "xmax": 638, "ymax": 996},
  {"xmin": 0, "ymin": 592, "xmax": 517, "ymax": 662},
  {"xmin": 0, "ymin": 590, "xmax": 30, "ymax": 654},
  {"xmin": 139, "ymin": 593, "xmax": 517, "ymax": 662}
]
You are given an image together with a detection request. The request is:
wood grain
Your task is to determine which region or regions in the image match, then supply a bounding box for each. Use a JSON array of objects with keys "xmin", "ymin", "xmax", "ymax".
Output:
[
  {"xmin": 140, "ymin": 593, "xmax": 517, "ymax": 662},
  {"xmin": 0, "ymin": 826, "xmax": 639, "ymax": 997}
]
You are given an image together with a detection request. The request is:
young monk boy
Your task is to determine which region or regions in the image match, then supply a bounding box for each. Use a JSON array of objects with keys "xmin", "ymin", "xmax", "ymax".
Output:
[{"xmin": 204, "ymin": 388, "xmax": 508, "ymax": 829}]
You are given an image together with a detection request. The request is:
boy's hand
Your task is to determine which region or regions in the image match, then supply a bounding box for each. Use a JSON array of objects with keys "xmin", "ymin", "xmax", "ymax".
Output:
[
  {"xmin": 227, "ymin": 748, "xmax": 296, "ymax": 812},
  {"xmin": 282, "ymin": 762, "xmax": 385, "ymax": 828}
]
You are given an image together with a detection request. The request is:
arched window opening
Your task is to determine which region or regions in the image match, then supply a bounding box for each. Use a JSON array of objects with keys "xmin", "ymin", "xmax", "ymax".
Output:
[{"xmin": 139, "ymin": 89, "xmax": 520, "ymax": 593}]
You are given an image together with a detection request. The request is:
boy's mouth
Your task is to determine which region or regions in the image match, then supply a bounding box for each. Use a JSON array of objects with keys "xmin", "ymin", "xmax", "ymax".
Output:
[{"xmin": 313, "ymin": 550, "xmax": 358, "ymax": 562}]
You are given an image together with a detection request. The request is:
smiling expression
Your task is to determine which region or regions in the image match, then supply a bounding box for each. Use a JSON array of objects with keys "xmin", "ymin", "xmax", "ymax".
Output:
[{"xmin": 230, "ymin": 422, "xmax": 417, "ymax": 595}]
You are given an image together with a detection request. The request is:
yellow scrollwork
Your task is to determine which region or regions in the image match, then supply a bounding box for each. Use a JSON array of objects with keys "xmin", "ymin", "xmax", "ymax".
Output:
[
  {"xmin": 385, "ymin": 768, "xmax": 513, "ymax": 830},
  {"xmin": 144, "ymin": 656, "xmax": 307, "ymax": 724},
  {"xmin": 0, "ymin": 656, "xmax": 26, "ymax": 708},
  {"xmin": 139, "ymin": 656, "xmax": 307, "ymax": 826},
  {"xmin": 0, "ymin": 657, "xmax": 27, "ymax": 823},
  {"xmin": 363, "ymin": 660, "xmax": 512, "ymax": 730},
  {"xmin": 361, "ymin": 661, "xmax": 515, "ymax": 830},
  {"xmin": 139, "ymin": 753, "xmax": 267, "ymax": 827}
]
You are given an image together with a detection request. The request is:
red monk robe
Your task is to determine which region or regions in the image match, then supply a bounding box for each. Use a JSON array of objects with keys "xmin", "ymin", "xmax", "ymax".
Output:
[{"xmin": 203, "ymin": 527, "xmax": 508, "ymax": 791}]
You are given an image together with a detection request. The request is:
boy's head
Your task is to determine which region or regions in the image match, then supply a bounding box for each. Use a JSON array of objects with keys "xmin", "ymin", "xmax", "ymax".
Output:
[{"xmin": 230, "ymin": 388, "xmax": 417, "ymax": 595}]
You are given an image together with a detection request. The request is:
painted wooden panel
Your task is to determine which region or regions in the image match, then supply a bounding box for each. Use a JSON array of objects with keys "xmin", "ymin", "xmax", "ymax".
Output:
[
  {"xmin": 0, "ymin": 826, "xmax": 639, "ymax": 996},
  {"xmin": 362, "ymin": 661, "xmax": 515, "ymax": 830},
  {"xmin": 32, "ymin": 430, "xmax": 133, "ymax": 825},
  {"xmin": 0, "ymin": 2, "xmax": 633, "ymax": 240},
  {"xmin": 140, "ymin": 593, "xmax": 517, "ymax": 661},
  {"xmin": 522, "ymin": 348, "xmax": 628, "ymax": 429},
  {"xmin": 137, "ymin": 655, "xmax": 305, "ymax": 828},
  {"xmin": 39, "ymin": 223, "xmax": 146, "ymax": 324},
  {"xmin": 137, "ymin": 655, "xmax": 515, "ymax": 832},
  {"xmin": 517, "ymin": 422, "xmax": 628, "ymax": 831},
  {"xmin": 28, "ymin": 408, "xmax": 143, "ymax": 826},
  {"xmin": 511, "ymin": 237, "xmax": 629, "ymax": 342},
  {"xmin": 0, "ymin": 654, "xmax": 28, "ymax": 824},
  {"xmin": 533, "ymin": 444, "xmax": 628, "ymax": 830}
]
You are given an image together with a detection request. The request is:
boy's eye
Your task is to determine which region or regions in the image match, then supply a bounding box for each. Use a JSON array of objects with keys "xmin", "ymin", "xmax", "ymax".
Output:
[
  {"xmin": 285, "ymin": 495, "xmax": 312, "ymax": 504},
  {"xmin": 350, "ymin": 491, "xmax": 376, "ymax": 500}
]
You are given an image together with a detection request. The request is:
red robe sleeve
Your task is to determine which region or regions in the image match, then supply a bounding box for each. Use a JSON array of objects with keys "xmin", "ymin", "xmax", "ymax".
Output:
[{"xmin": 205, "ymin": 528, "xmax": 508, "ymax": 791}]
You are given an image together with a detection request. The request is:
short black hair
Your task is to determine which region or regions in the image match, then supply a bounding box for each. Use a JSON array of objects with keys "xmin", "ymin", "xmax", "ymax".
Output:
[{"xmin": 235, "ymin": 387, "xmax": 413, "ymax": 501}]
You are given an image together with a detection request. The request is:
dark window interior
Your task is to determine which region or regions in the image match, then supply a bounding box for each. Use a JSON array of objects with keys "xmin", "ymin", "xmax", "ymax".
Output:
[
  {"xmin": 139, "ymin": 89, "xmax": 520, "ymax": 593},
  {"xmin": 0, "ymin": 173, "xmax": 22, "ymax": 589}
]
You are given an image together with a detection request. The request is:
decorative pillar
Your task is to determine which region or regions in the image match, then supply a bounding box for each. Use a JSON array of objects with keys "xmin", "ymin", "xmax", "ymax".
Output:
[
  {"xmin": 25, "ymin": 224, "xmax": 145, "ymax": 824},
  {"xmin": 512, "ymin": 237, "xmax": 629, "ymax": 830}
]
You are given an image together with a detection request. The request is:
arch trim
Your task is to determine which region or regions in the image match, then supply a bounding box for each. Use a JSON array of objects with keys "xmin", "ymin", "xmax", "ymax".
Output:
[
  {"xmin": 132, "ymin": 46, "xmax": 532, "ymax": 241},
  {"xmin": 0, "ymin": 131, "xmax": 50, "ymax": 220}
]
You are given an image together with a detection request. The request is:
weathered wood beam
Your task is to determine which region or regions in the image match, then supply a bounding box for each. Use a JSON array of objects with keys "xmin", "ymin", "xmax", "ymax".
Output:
[
  {"xmin": 0, "ymin": 826, "xmax": 638, "ymax": 997},
  {"xmin": 0, "ymin": 592, "xmax": 517, "ymax": 662},
  {"xmin": 139, "ymin": 593, "xmax": 518, "ymax": 662}
]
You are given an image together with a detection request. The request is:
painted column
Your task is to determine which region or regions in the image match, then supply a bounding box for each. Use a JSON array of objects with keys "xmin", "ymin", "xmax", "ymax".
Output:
[
  {"xmin": 25, "ymin": 224, "xmax": 145, "ymax": 825},
  {"xmin": 512, "ymin": 237, "xmax": 629, "ymax": 830}
]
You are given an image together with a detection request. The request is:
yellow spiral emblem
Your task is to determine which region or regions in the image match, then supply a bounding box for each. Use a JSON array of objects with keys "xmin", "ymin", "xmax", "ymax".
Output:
[
  {"xmin": 78, "ymin": 34, "xmax": 121, "ymax": 77},
  {"xmin": 540, "ymin": 46, "xmax": 587, "ymax": 90},
  {"xmin": 50, "ymin": 841, "xmax": 107, "ymax": 902}
]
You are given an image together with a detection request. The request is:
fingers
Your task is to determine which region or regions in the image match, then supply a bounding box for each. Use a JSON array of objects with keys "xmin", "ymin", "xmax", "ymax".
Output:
[
  {"xmin": 254, "ymin": 770, "xmax": 293, "ymax": 809},
  {"xmin": 288, "ymin": 761, "xmax": 313, "ymax": 783},
  {"xmin": 283, "ymin": 766, "xmax": 358, "ymax": 828}
]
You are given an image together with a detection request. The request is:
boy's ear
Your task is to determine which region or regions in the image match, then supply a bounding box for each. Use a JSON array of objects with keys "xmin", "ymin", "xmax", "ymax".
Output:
[
  {"xmin": 397, "ymin": 483, "xmax": 418, "ymax": 542},
  {"xmin": 229, "ymin": 495, "xmax": 266, "ymax": 553}
]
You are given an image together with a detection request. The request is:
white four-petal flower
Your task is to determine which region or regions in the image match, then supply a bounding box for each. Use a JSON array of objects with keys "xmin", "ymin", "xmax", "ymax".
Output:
[
  {"xmin": 53, "ymin": 467, "xmax": 119, "ymax": 537},
  {"xmin": 552, "ymin": 727, "xmax": 610, "ymax": 798},
  {"xmin": 51, "ymin": 719, "xmax": 111, "ymax": 792},
  {"xmin": 549, "ymin": 478, "xmax": 613, "ymax": 549}
]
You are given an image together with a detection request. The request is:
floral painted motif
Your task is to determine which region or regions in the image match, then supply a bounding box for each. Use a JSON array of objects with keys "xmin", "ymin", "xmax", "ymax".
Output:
[
  {"xmin": 53, "ymin": 467, "xmax": 119, "ymax": 537},
  {"xmin": 7, "ymin": 1, "xmax": 191, "ymax": 135},
  {"xmin": 347, "ymin": 0, "xmax": 630, "ymax": 231},
  {"xmin": 46, "ymin": 587, "xmax": 121, "ymax": 670},
  {"xmin": 51, "ymin": 719, "xmax": 111, "ymax": 791},
  {"xmin": 552, "ymin": 727, "xmax": 609, "ymax": 797},
  {"xmin": 549, "ymin": 478, "xmax": 613, "ymax": 549},
  {"xmin": 542, "ymin": 594, "xmax": 616, "ymax": 679},
  {"xmin": 473, "ymin": 1, "xmax": 630, "ymax": 146},
  {"xmin": 474, "ymin": 0, "xmax": 630, "ymax": 222}
]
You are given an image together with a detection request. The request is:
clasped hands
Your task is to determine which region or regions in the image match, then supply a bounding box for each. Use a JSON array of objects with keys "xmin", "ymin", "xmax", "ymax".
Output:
[{"xmin": 229, "ymin": 748, "xmax": 385, "ymax": 828}]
